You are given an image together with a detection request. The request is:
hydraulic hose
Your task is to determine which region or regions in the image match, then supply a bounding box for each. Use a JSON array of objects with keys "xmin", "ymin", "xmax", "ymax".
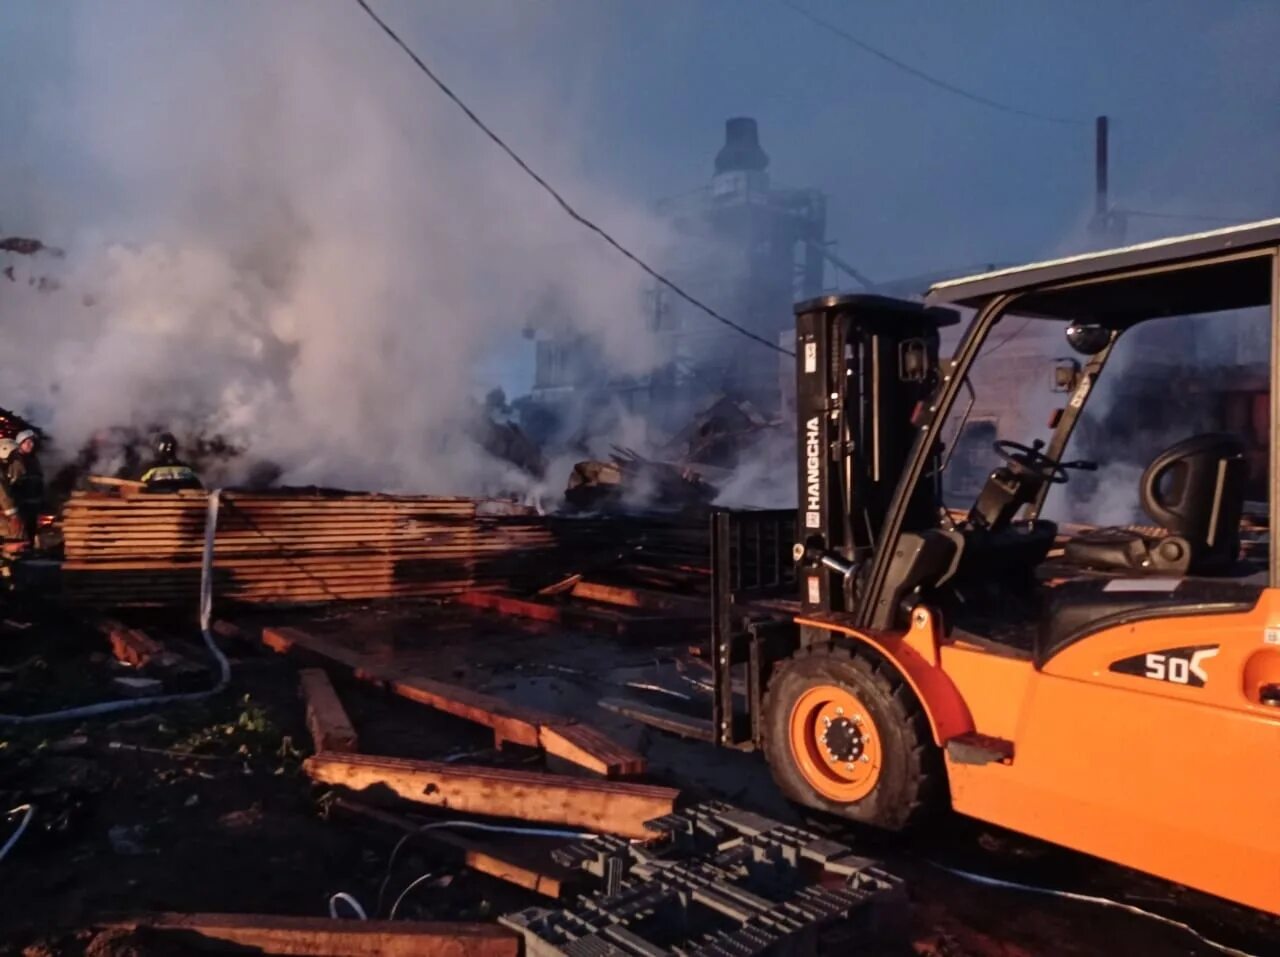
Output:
[{"xmin": 0, "ymin": 490, "xmax": 231, "ymax": 724}]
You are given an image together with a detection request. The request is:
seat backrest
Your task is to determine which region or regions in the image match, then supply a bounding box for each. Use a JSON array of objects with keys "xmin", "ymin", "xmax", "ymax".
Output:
[{"xmin": 1140, "ymin": 433, "xmax": 1247, "ymax": 565}]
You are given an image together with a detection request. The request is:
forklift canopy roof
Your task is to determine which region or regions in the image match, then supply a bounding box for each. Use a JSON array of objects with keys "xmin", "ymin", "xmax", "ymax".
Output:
[{"xmin": 925, "ymin": 218, "xmax": 1280, "ymax": 325}]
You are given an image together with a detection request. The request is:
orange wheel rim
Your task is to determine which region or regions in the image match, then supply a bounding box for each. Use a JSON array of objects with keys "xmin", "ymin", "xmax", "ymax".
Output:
[{"xmin": 788, "ymin": 683, "xmax": 882, "ymax": 802}]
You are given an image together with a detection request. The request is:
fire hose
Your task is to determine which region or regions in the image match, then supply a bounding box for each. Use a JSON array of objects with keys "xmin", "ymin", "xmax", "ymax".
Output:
[{"xmin": 0, "ymin": 491, "xmax": 231, "ymax": 724}]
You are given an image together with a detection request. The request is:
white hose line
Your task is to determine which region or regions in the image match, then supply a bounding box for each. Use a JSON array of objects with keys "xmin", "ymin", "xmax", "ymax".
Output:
[
  {"xmin": 328, "ymin": 892, "xmax": 368, "ymax": 920},
  {"xmin": 932, "ymin": 862, "xmax": 1262, "ymax": 957},
  {"xmin": 388, "ymin": 871, "xmax": 440, "ymax": 921},
  {"xmin": 0, "ymin": 804, "xmax": 34, "ymax": 864},
  {"xmin": 374, "ymin": 820, "xmax": 598, "ymax": 917},
  {"xmin": 0, "ymin": 491, "xmax": 231, "ymax": 724}
]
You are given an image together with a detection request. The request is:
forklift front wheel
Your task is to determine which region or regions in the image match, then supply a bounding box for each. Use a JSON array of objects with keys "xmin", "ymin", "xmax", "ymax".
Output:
[
  {"xmin": 788, "ymin": 682, "xmax": 883, "ymax": 801},
  {"xmin": 763, "ymin": 645, "xmax": 938, "ymax": 830}
]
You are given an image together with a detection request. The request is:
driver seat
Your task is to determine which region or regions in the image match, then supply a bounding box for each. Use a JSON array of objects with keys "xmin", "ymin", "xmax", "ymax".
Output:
[{"xmin": 1063, "ymin": 433, "xmax": 1246, "ymax": 575}]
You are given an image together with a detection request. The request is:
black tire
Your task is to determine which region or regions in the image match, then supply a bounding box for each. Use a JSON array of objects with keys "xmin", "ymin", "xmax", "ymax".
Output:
[{"xmin": 761, "ymin": 642, "xmax": 940, "ymax": 830}]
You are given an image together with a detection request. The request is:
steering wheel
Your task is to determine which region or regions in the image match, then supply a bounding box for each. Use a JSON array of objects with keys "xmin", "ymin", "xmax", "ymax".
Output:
[{"xmin": 993, "ymin": 439, "xmax": 1070, "ymax": 485}]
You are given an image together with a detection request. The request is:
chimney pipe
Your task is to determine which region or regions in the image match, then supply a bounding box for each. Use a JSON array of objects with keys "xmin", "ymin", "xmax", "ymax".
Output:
[
  {"xmin": 714, "ymin": 117, "xmax": 769, "ymax": 176},
  {"xmin": 1095, "ymin": 115, "xmax": 1109, "ymax": 218}
]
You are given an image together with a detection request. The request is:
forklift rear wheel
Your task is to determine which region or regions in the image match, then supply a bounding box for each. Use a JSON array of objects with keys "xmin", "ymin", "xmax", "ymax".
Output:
[{"xmin": 762, "ymin": 644, "xmax": 938, "ymax": 830}]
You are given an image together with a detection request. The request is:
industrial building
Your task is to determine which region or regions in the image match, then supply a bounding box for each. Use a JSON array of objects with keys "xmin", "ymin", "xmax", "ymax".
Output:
[{"xmin": 529, "ymin": 118, "xmax": 831, "ymax": 437}]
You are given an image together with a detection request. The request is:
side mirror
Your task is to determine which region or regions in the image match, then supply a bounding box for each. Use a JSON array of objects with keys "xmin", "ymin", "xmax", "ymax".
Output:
[{"xmin": 1066, "ymin": 322, "xmax": 1109, "ymax": 356}]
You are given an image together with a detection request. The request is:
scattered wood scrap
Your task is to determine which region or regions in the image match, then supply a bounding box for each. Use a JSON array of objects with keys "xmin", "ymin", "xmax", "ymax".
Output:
[
  {"xmin": 103, "ymin": 913, "xmax": 519, "ymax": 957},
  {"xmin": 332, "ymin": 797, "xmax": 576, "ymax": 899},
  {"xmin": 456, "ymin": 589, "xmax": 703, "ymax": 641},
  {"xmin": 304, "ymin": 752, "xmax": 678, "ymax": 839},
  {"xmin": 98, "ymin": 619, "xmax": 165, "ymax": 669},
  {"xmin": 259, "ymin": 625, "xmax": 645, "ymax": 777},
  {"xmin": 299, "ymin": 669, "xmax": 359, "ymax": 753}
]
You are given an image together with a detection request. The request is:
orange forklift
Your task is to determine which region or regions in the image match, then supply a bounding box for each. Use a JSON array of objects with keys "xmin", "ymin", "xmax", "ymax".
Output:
[{"xmin": 709, "ymin": 219, "xmax": 1280, "ymax": 914}]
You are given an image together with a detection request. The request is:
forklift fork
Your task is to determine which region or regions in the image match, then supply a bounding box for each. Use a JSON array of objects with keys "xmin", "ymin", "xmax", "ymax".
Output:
[{"xmin": 710, "ymin": 509, "xmax": 798, "ymax": 749}]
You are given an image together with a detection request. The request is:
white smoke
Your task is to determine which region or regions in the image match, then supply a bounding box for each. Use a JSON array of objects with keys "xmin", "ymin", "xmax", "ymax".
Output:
[{"xmin": 0, "ymin": 1, "xmax": 670, "ymax": 494}]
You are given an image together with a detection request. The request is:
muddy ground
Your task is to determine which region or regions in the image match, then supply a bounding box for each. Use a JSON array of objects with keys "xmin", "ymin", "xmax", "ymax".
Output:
[{"xmin": 0, "ymin": 599, "xmax": 1276, "ymax": 956}]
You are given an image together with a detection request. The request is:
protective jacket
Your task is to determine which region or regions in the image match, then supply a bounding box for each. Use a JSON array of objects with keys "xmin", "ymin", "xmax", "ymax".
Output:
[
  {"xmin": 141, "ymin": 456, "xmax": 203, "ymax": 492},
  {"xmin": 6, "ymin": 452, "xmax": 42, "ymax": 508}
]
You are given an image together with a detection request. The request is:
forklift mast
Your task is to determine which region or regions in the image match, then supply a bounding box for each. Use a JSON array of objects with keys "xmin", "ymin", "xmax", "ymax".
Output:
[{"xmin": 794, "ymin": 295, "xmax": 958, "ymax": 615}]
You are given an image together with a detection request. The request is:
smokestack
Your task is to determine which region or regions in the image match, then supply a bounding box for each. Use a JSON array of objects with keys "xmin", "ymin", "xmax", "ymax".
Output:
[
  {"xmin": 714, "ymin": 117, "xmax": 769, "ymax": 175},
  {"xmin": 1095, "ymin": 115, "xmax": 1109, "ymax": 218}
]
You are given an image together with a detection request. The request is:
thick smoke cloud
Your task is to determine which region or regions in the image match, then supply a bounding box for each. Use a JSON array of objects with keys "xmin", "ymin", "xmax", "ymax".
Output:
[
  {"xmin": 0, "ymin": 1, "xmax": 668, "ymax": 493},
  {"xmin": 3, "ymin": 1, "xmax": 1279, "ymax": 507}
]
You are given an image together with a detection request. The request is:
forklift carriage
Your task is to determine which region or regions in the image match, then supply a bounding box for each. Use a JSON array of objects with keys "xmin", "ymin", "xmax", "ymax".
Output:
[{"xmin": 709, "ymin": 219, "xmax": 1280, "ymax": 915}]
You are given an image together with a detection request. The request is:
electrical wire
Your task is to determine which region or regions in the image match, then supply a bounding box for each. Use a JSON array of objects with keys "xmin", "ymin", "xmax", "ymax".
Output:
[
  {"xmin": 931, "ymin": 863, "xmax": 1262, "ymax": 957},
  {"xmin": 0, "ymin": 805, "xmax": 34, "ymax": 864},
  {"xmin": 353, "ymin": 0, "xmax": 793, "ymax": 358},
  {"xmin": 976, "ymin": 317, "xmax": 1034, "ymax": 360},
  {"xmin": 0, "ymin": 491, "xmax": 231, "ymax": 725},
  {"xmin": 373, "ymin": 819, "xmax": 599, "ymax": 917},
  {"xmin": 388, "ymin": 871, "xmax": 441, "ymax": 921},
  {"xmin": 776, "ymin": 0, "xmax": 1088, "ymax": 127},
  {"xmin": 1118, "ymin": 208, "xmax": 1247, "ymax": 226}
]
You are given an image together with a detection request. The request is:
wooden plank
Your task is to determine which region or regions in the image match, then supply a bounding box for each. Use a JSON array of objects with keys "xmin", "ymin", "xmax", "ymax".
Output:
[
  {"xmin": 264, "ymin": 627, "xmax": 556, "ymax": 746},
  {"xmin": 539, "ymin": 723, "xmax": 646, "ymax": 777},
  {"xmin": 571, "ymin": 579, "xmax": 706, "ymax": 614},
  {"xmin": 304, "ymin": 752, "xmax": 677, "ymax": 839},
  {"xmin": 456, "ymin": 590, "xmax": 563, "ymax": 623},
  {"xmin": 388, "ymin": 675, "xmax": 545, "ymax": 749},
  {"xmin": 330, "ymin": 797, "xmax": 572, "ymax": 898},
  {"xmin": 86, "ymin": 475, "xmax": 146, "ymax": 491},
  {"xmin": 456, "ymin": 590, "xmax": 703, "ymax": 642},
  {"xmin": 299, "ymin": 669, "xmax": 359, "ymax": 754},
  {"xmin": 261, "ymin": 627, "xmax": 645, "ymax": 775},
  {"xmin": 104, "ymin": 914, "xmax": 518, "ymax": 957},
  {"xmin": 599, "ymin": 697, "xmax": 716, "ymax": 743}
]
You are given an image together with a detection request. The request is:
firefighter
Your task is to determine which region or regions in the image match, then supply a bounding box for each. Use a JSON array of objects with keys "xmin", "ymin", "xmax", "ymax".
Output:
[
  {"xmin": 6, "ymin": 430, "xmax": 43, "ymax": 543},
  {"xmin": 0, "ymin": 438, "xmax": 19, "ymax": 540},
  {"xmin": 140, "ymin": 432, "xmax": 203, "ymax": 492}
]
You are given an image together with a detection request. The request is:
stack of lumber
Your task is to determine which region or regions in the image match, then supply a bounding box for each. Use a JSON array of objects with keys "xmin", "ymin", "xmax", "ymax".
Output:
[
  {"xmin": 543, "ymin": 514, "xmax": 713, "ymax": 593},
  {"xmin": 61, "ymin": 490, "xmax": 556, "ymax": 606}
]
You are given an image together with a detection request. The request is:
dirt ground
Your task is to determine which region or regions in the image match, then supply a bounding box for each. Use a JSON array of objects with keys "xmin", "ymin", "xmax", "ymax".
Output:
[{"xmin": 0, "ymin": 598, "xmax": 1276, "ymax": 956}]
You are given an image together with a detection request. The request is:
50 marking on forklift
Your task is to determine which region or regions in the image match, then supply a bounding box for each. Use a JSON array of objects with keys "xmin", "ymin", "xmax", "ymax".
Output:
[
  {"xmin": 788, "ymin": 684, "xmax": 882, "ymax": 802},
  {"xmin": 1109, "ymin": 645, "xmax": 1219, "ymax": 688}
]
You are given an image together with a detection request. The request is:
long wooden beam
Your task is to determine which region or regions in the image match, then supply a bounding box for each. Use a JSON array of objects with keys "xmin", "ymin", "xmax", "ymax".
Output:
[
  {"xmin": 304, "ymin": 752, "xmax": 677, "ymax": 839},
  {"xmin": 260, "ymin": 626, "xmax": 645, "ymax": 777},
  {"xmin": 104, "ymin": 914, "xmax": 518, "ymax": 957}
]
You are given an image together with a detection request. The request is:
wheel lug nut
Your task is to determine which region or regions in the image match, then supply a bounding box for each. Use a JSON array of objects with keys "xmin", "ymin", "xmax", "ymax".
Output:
[
  {"xmin": 861, "ymin": 755, "xmax": 870, "ymax": 763},
  {"xmin": 836, "ymin": 707, "xmax": 844, "ymax": 715}
]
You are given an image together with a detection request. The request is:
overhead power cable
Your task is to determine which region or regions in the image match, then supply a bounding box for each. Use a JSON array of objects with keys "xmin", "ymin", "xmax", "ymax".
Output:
[
  {"xmin": 777, "ymin": 0, "xmax": 1088, "ymax": 127},
  {"xmin": 1118, "ymin": 207, "xmax": 1247, "ymax": 226},
  {"xmin": 354, "ymin": 0, "xmax": 794, "ymax": 357}
]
